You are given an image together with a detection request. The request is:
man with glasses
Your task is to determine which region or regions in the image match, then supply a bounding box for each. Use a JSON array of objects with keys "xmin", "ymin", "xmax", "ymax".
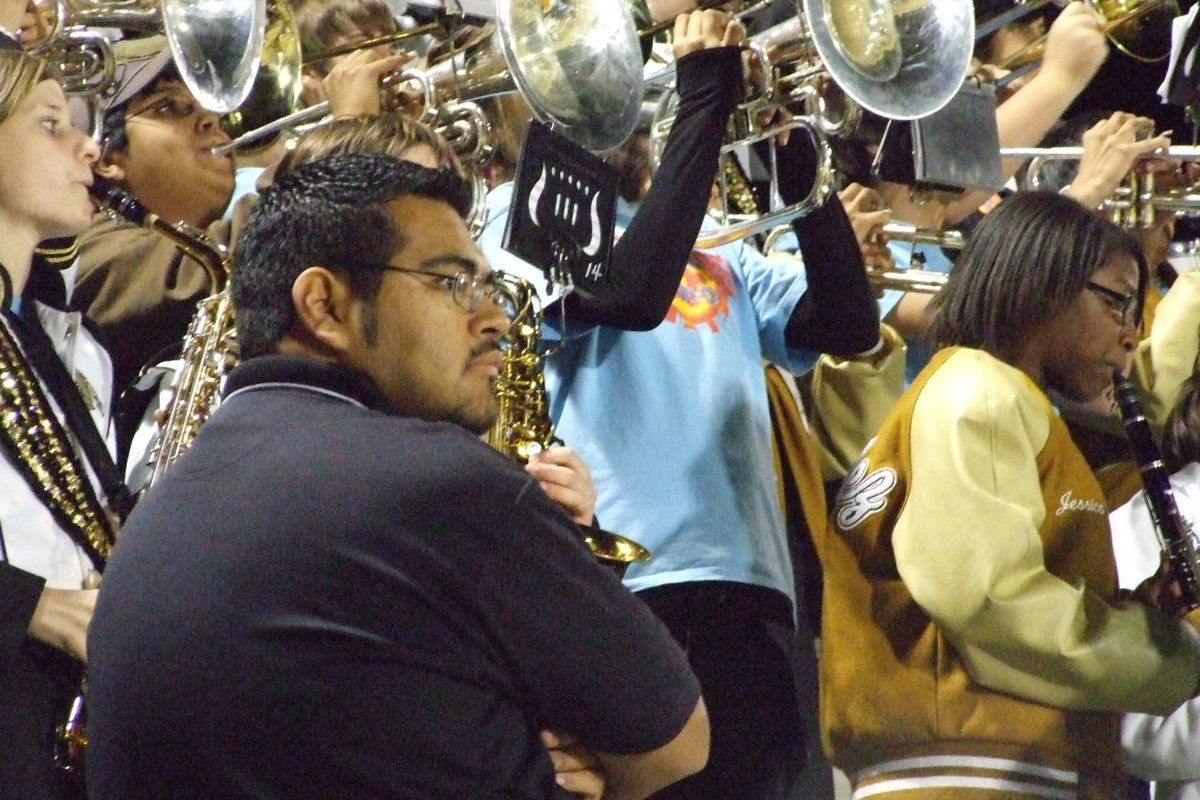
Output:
[{"xmin": 84, "ymin": 153, "xmax": 710, "ymax": 800}]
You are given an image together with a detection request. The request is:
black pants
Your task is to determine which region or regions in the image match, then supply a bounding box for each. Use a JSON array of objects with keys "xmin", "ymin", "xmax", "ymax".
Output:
[{"xmin": 637, "ymin": 581, "xmax": 809, "ymax": 800}]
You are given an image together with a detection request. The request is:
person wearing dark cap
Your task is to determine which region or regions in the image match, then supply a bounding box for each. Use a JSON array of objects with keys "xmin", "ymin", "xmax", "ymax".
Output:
[
  {"xmin": 67, "ymin": 35, "xmax": 236, "ymax": 404},
  {"xmin": 68, "ymin": 29, "xmax": 411, "ymax": 417},
  {"xmin": 0, "ymin": 46, "xmax": 129, "ymax": 800},
  {"xmin": 85, "ymin": 152, "xmax": 710, "ymax": 800}
]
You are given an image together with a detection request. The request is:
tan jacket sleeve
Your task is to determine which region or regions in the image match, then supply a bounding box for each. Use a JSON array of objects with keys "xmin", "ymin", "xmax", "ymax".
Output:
[
  {"xmin": 1132, "ymin": 271, "xmax": 1200, "ymax": 425},
  {"xmin": 895, "ymin": 350, "xmax": 1200, "ymax": 715},
  {"xmin": 71, "ymin": 215, "xmax": 226, "ymax": 392},
  {"xmin": 799, "ymin": 323, "xmax": 906, "ymax": 481}
]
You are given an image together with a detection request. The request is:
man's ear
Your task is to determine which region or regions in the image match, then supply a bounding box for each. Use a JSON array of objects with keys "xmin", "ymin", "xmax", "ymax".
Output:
[{"xmin": 291, "ymin": 266, "xmax": 360, "ymax": 355}]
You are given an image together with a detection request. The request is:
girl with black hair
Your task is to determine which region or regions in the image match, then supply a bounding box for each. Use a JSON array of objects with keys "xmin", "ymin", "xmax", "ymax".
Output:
[{"xmin": 819, "ymin": 190, "xmax": 1200, "ymax": 800}]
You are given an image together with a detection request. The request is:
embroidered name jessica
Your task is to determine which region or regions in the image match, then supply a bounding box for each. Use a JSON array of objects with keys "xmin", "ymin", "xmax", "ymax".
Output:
[{"xmin": 1055, "ymin": 490, "xmax": 1107, "ymax": 517}]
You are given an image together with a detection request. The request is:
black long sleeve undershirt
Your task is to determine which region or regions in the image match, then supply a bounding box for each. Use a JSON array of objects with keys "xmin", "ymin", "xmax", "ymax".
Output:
[
  {"xmin": 782, "ymin": 195, "xmax": 880, "ymax": 356},
  {"xmin": 761, "ymin": 134, "xmax": 880, "ymax": 356},
  {"xmin": 561, "ymin": 46, "xmax": 744, "ymax": 331}
]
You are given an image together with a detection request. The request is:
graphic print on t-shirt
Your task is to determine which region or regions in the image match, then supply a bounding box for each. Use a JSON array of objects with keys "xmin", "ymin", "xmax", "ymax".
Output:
[{"xmin": 664, "ymin": 251, "xmax": 736, "ymax": 332}]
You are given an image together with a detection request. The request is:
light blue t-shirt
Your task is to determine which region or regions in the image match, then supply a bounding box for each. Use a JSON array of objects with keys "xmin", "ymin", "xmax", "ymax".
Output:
[
  {"xmin": 478, "ymin": 183, "xmax": 819, "ymax": 605},
  {"xmin": 223, "ymin": 167, "xmax": 266, "ymax": 221}
]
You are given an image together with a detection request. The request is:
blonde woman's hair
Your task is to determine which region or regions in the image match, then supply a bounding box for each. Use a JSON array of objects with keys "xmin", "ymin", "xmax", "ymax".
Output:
[
  {"xmin": 0, "ymin": 51, "xmax": 51, "ymax": 124},
  {"xmin": 277, "ymin": 112, "xmax": 462, "ymax": 178}
]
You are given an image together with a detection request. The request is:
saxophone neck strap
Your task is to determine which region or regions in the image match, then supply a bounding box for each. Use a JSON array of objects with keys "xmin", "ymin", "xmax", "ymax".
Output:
[{"xmin": 0, "ymin": 310, "xmax": 123, "ymax": 567}]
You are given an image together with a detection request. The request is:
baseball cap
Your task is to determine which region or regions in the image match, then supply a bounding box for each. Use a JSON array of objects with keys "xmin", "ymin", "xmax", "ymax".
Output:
[{"xmin": 104, "ymin": 34, "xmax": 174, "ymax": 111}]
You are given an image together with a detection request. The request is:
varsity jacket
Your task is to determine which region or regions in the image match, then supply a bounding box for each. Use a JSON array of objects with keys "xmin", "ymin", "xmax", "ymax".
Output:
[{"xmin": 818, "ymin": 347, "xmax": 1200, "ymax": 800}]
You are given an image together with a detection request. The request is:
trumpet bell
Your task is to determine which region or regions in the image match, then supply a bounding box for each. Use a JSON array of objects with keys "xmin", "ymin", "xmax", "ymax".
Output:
[
  {"xmin": 219, "ymin": 0, "xmax": 302, "ymax": 142},
  {"xmin": 496, "ymin": 0, "xmax": 644, "ymax": 151},
  {"xmin": 161, "ymin": 0, "xmax": 267, "ymax": 113},
  {"xmin": 804, "ymin": 0, "xmax": 974, "ymax": 120},
  {"xmin": 824, "ymin": 0, "xmax": 902, "ymax": 81},
  {"xmin": 1091, "ymin": 0, "xmax": 1178, "ymax": 62}
]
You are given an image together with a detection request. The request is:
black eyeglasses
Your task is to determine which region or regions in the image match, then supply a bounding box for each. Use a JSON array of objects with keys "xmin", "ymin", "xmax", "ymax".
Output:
[
  {"xmin": 126, "ymin": 94, "xmax": 201, "ymax": 123},
  {"xmin": 1085, "ymin": 281, "xmax": 1139, "ymax": 326},
  {"xmin": 379, "ymin": 266, "xmax": 509, "ymax": 316}
]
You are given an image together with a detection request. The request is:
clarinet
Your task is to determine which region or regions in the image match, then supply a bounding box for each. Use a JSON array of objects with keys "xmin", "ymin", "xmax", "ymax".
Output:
[{"xmin": 1113, "ymin": 371, "xmax": 1200, "ymax": 613}]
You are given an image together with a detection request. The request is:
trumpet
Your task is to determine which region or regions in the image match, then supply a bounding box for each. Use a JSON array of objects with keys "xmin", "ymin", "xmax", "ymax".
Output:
[
  {"xmin": 867, "ymin": 265, "xmax": 950, "ymax": 293},
  {"xmin": 762, "ymin": 220, "xmax": 960, "ymax": 293},
  {"xmin": 28, "ymin": 0, "xmax": 265, "ymax": 113},
  {"xmin": 648, "ymin": 0, "xmax": 975, "ymax": 248},
  {"xmin": 880, "ymin": 221, "xmax": 965, "ymax": 251},
  {"xmin": 870, "ymin": 223, "xmax": 961, "ymax": 293},
  {"xmin": 215, "ymin": 21, "xmax": 504, "ymax": 155},
  {"xmin": 1010, "ymin": 145, "xmax": 1200, "ymax": 226},
  {"xmin": 216, "ymin": 0, "xmax": 454, "ymax": 150},
  {"xmin": 994, "ymin": 0, "xmax": 1178, "ymax": 79},
  {"xmin": 218, "ymin": 0, "xmax": 646, "ymax": 156},
  {"xmin": 762, "ymin": 220, "xmax": 962, "ymax": 253}
]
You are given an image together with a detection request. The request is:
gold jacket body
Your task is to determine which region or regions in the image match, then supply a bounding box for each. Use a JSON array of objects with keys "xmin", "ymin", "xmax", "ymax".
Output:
[{"xmin": 819, "ymin": 347, "xmax": 1200, "ymax": 799}]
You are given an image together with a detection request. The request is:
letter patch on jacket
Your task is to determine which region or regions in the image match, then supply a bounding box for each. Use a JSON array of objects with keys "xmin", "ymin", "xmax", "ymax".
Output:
[{"xmin": 835, "ymin": 456, "xmax": 897, "ymax": 530}]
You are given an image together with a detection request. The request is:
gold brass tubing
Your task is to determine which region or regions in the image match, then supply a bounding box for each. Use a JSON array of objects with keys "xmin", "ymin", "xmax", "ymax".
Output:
[
  {"xmin": 870, "ymin": 269, "xmax": 948, "ymax": 293},
  {"xmin": 880, "ymin": 222, "xmax": 964, "ymax": 250},
  {"xmin": 301, "ymin": 23, "xmax": 445, "ymax": 63}
]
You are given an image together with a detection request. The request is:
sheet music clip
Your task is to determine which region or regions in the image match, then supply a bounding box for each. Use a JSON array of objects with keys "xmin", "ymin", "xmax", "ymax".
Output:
[
  {"xmin": 501, "ymin": 120, "xmax": 619, "ymax": 303},
  {"xmin": 1161, "ymin": 4, "xmax": 1200, "ymax": 111},
  {"xmin": 873, "ymin": 80, "xmax": 1005, "ymax": 195}
]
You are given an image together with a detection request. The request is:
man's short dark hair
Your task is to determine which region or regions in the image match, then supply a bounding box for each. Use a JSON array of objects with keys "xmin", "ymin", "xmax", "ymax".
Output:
[
  {"xmin": 232, "ymin": 152, "xmax": 472, "ymax": 358},
  {"xmin": 927, "ymin": 190, "xmax": 1148, "ymax": 354}
]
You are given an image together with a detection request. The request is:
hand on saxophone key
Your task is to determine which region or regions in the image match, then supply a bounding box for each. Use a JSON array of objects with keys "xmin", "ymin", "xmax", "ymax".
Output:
[
  {"xmin": 541, "ymin": 729, "xmax": 605, "ymax": 800},
  {"xmin": 525, "ymin": 446, "xmax": 598, "ymax": 527}
]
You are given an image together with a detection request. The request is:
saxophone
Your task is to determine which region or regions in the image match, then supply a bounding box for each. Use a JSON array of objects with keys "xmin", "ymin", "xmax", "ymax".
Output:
[
  {"xmin": 488, "ymin": 273, "xmax": 650, "ymax": 575},
  {"xmin": 1113, "ymin": 370, "xmax": 1200, "ymax": 613},
  {"xmin": 53, "ymin": 182, "xmax": 238, "ymax": 778},
  {"xmin": 88, "ymin": 177, "xmax": 238, "ymax": 485}
]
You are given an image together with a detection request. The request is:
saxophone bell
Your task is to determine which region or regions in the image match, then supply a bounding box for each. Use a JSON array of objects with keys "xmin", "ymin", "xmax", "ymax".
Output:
[
  {"xmin": 488, "ymin": 272, "xmax": 651, "ymax": 577},
  {"xmin": 52, "ymin": 683, "xmax": 88, "ymax": 779},
  {"xmin": 583, "ymin": 525, "xmax": 651, "ymax": 578}
]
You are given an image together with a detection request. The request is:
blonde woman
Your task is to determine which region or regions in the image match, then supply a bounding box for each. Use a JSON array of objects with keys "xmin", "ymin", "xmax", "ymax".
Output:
[{"xmin": 0, "ymin": 48, "xmax": 128, "ymax": 799}]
